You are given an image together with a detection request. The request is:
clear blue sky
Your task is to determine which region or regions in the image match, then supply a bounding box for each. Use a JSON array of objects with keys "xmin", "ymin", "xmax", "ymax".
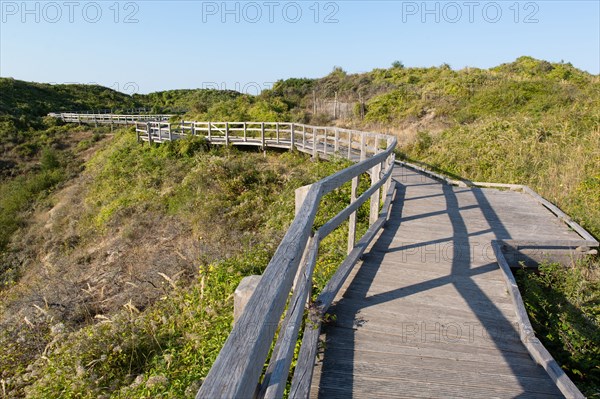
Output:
[{"xmin": 1, "ymin": 1, "xmax": 599, "ymax": 94}]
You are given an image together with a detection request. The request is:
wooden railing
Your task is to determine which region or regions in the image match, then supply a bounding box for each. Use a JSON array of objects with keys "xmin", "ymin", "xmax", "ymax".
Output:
[
  {"xmin": 196, "ymin": 133, "xmax": 396, "ymax": 399},
  {"xmin": 50, "ymin": 113, "xmax": 397, "ymax": 398},
  {"xmin": 133, "ymin": 120, "xmax": 388, "ymax": 161},
  {"xmin": 49, "ymin": 112, "xmax": 172, "ymax": 126}
]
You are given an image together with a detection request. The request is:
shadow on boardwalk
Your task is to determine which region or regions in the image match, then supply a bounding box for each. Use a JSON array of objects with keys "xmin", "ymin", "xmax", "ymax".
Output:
[{"xmin": 315, "ymin": 167, "xmax": 563, "ymax": 398}]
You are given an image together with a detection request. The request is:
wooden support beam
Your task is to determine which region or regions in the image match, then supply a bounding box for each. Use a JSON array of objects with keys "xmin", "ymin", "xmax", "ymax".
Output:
[
  {"xmin": 334, "ymin": 128, "xmax": 339, "ymax": 154},
  {"xmin": 295, "ymin": 184, "xmax": 312, "ymax": 217},
  {"xmin": 146, "ymin": 122, "xmax": 152, "ymax": 144},
  {"xmin": 225, "ymin": 122, "xmax": 229, "ymax": 146},
  {"xmin": 348, "ymin": 176, "xmax": 358, "ymax": 254},
  {"xmin": 370, "ymin": 163, "xmax": 382, "ymax": 225},
  {"xmin": 360, "ymin": 133, "xmax": 366, "ymax": 161}
]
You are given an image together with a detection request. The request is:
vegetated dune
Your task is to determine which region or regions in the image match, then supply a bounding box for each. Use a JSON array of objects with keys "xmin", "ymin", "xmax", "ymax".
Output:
[{"xmin": 0, "ymin": 56, "xmax": 597, "ymax": 397}]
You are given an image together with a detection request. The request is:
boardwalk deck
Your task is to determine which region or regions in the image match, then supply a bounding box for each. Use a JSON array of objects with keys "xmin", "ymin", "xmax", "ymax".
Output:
[{"xmin": 310, "ymin": 165, "xmax": 582, "ymax": 398}]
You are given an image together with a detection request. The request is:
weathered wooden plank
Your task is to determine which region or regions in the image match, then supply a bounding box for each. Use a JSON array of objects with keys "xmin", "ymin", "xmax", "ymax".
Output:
[
  {"xmin": 314, "ymin": 374, "xmax": 562, "ymax": 399},
  {"xmin": 313, "ymin": 348, "xmax": 552, "ymax": 379},
  {"xmin": 317, "ymin": 361, "xmax": 562, "ymax": 395},
  {"xmin": 333, "ymin": 290, "xmax": 517, "ymax": 322},
  {"xmin": 289, "ymin": 317, "xmax": 321, "ymax": 399},
  {"xmin": 347, "ymin": 176, "xmax": 358, "ymax": 254},
  {"xmin": 325, "ymin": 311, "xmax": 526, "ymax": 352},
  {"xmin": 260, "ymin": 234, "xmax": 319, "ymax": 399},
  {"xmin": 318, "ymin": 329, "xmax": 534, "ymax": 365}
]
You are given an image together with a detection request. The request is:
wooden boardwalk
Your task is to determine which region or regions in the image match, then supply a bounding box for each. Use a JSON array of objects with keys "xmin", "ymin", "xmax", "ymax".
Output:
[
  {"xmin": 52, "ymin": 113, "xmax": 592, "ymax": 397},
  {"xmin": 310, "ymin": 164, "xmax": 582, "ymax": 398}
]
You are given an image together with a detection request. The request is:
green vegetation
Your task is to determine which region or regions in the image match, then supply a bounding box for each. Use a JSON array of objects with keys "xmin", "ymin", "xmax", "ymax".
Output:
[
  {"xmin": 0, "ymin": 118, "xmax": 105, "ymax": 284},
  {"xmin": 381, "ymin": 58, "xmax": 600, "ymax": 239},
  {"xmin": 0, "ymin": 78, "xmax": 138, "ymax": 118},
  {"xmin": 133, "ymin": 89, "xmax": 242, "ymax": 114},
  {"xmin": 15, "ymin": 247, "xmax": 271, "ymax": 399},
  {"xmin": 1, "ymin": 56, "xmax": 599, "ymax": 397},
  {"xmin": 517, "ymin": 259, "xmax": 600, "ymax": 397},
  {"xmin": 0, "ymin": 128, "xmax": 360, "ymax": 397}
]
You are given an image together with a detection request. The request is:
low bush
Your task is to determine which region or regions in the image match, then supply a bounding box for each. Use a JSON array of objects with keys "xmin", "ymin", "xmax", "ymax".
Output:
[{"xmin": 516, "ymin": 257, "xmax": 600, "ymax": 397}]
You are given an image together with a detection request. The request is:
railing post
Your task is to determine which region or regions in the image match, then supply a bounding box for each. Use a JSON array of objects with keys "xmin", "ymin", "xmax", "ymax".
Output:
[
  {"xmin": 290, "ymin": 123, "xmax": 295, "ymax": 151},
  {"xmin": 323, "ymin": 129, "xmax": 328, "ymax": 156},
  {"xmin": 208, "ymin": 122, "xmax": 212, "ymax": 140},
  {"xmin": 302, "ymin": 125, "xmax": 306, "ymax": 149},
  {"xmin": 225, "ymin": 122, "xmax": 230, "ymax": 146},
  {"xmin": 136, "ymin": 122, "xmax": 140, "ymax": 143},
  {"xmin": 384, "ymin": 153, "xmax": 394, "ymax": 197},
  {"xmin": 377, "ymin": 135, "xmax": 383, "ymax": 153},
  {"xmin": 146, "ymin": 122, "xmax": 152, "ymax": 144},
  {"xmin": 360, "ymin": 133, "xmax": 366, "ymax": 161},
  {"xmin": 312, "ymin": 128, "xmax": 317, "ymax": 159},
  {"xmin": 383, "ymin": 137, "xmax": 393, "ymax": 195},
  {"xmin": 348, "ymin": 176, "xmax": 358, "ymax": 254},
  {"xmin": 261, "ymin": 122, "xmax": 265, "ymax": 149},
  {"xmin": 191, "ymin": 122, "xmax": 195, "ymax": 136},
  {"xmin": 234, "ymin": 275, "xmax": 262, "ymax": 325},
  {"xmin": 294, "ymin": 183, "xmax": 314, "ymax": 290},
  {"xmin": 243, "ymin": 122, "xmax": 247, "ymax": 142},
  {"xmin": 347, "ymin": 131, "xmax": 353, "ymax": 159},
  {"xmin": 276, "ymin": 123, "xmax": 280, "ymax": 144},
  {"xmin": 370, "ymin": 163, "xmax": 382, "ymax": 225},
  {"xmin": 295, "ymin": 184, "xmax": 312, "ymax": 217}
]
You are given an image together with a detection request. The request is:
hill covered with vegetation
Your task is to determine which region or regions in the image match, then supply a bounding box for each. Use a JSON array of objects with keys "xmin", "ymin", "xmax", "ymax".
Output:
[
  {"xmin": 0, "ymin": 79, "xmax": 363, "ymax": 398},
  {"xmin": 0, "ymin": 56, "xmax": 598, "ymax": 396},
  {"xmin": 180, "ymin": 56, "xmax": 600, "ymax": 238}
]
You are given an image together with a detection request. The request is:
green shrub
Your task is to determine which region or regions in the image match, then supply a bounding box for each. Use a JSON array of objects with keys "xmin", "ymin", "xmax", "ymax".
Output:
[
  {"xmin": 40, "ymin": 147, "xmax": 60, "ymax": 170},
  {"xmin": 516, "ymin": 258, "xmax": 600, "ymax": 396}
]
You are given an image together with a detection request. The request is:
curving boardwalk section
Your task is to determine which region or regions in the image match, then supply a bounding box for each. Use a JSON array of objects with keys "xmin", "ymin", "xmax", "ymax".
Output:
[
  {"xmin": 310, "ymin": 165, "xmax": 590, "ymax": 398},
  {"xmin": 51, "ymin": 113, "xmax": 597, "ymax": 398}
]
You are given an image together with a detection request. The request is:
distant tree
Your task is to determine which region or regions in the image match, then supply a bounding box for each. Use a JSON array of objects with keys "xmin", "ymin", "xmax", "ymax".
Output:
[
  {"xmin": 331, "ymin": 66, "xmax": 347, "ymax": 76},
  {"xmin": 392, "ymin": 60, "xmax": 404, "ymax": 69}
]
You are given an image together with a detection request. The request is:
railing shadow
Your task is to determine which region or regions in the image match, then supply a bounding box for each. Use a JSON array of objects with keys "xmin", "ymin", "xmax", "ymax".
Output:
[
  {"xmin": 316, "ymin": 165, "xmax": 563, "ymax": 397},
  {"xmin": 316, "ymin": 181, "xmax": 407, "ymax": 397}
]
